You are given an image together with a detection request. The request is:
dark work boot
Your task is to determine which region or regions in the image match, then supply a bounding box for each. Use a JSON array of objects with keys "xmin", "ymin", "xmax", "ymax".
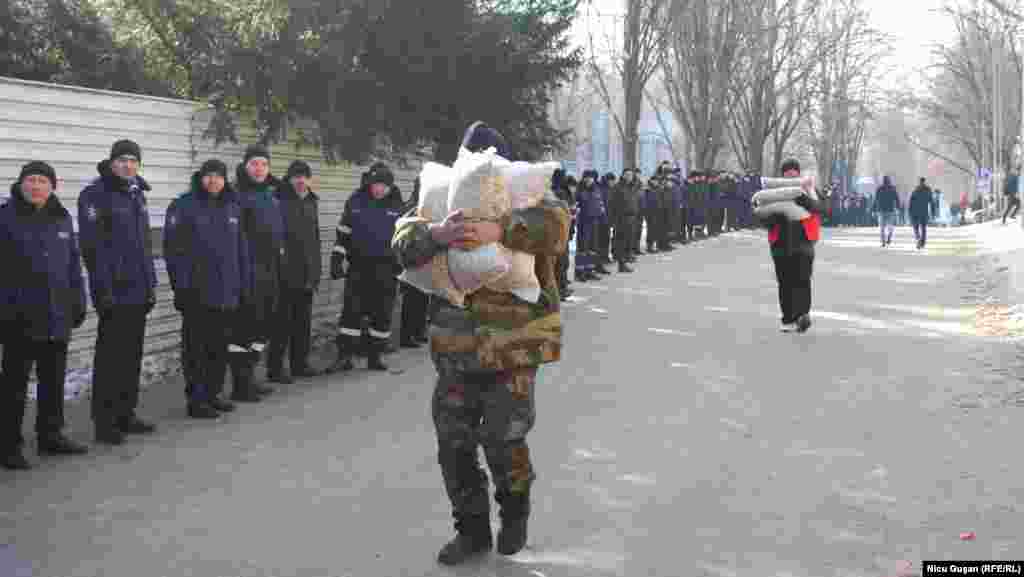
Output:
[
  {"xmin": 367, "ymin": 347, "xmax": 388, "ymax": 371},
  {"xmin": 617, "ymin": 261, "xmax": 633, "ymax": 273},
  {"xmin": 594, "ymin": 263, "xmax": 611, "ymax": 275},
  {"xmin": 37, "ymin": 433, "xmax": 89, "ymax": 456},
  {"xmin": 496, "ymin": 490, "xmax": 530, "ymax": 556},
  {"xmin": 118, "ymin": 415, "xmax": 156, "ymax": 435},
  {"xmin": 437, "ymin": 514, "xmax": 493, "ymax": 566},
  {"xmin": 230, "ymin": 362, "xmax": 261, "ymax": 403},
  {"xmin": 2, "ymin": 449, "xmax": 31, "ymax": 470},
  {"xmin": 94, "ymin": 424, "xmax": 124, "ymax": 446}
]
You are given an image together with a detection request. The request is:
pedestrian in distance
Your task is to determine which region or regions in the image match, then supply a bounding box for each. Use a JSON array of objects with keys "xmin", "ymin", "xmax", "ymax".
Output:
[
  {"xmin": 268, "ymin": 160, "xmax": 323, "ymax": 382},
  {"xmin": 909, "ymin": 177, "xmax": 934, "ymax": 249},
  {"xmin": 608, "ymin": 167, "xmax": 640, "ymax": 273},
  {"xmin": 327, "ymin": 161, "xmax": 404, "ymax": 373},
  {"xmin": 164, "ymin": 159, "xmax": 249, "ymax": 419},
  {"xmin": 1, "ymin": 161, "xmax": 90, "ymax": 469},
  {"xmin": 392, "ymin": 121, "xmax": 571, "ymax": 566},
  {"xmin": 78, "ymin": 139, "xmax": 158, "ymax": 445},
  {"xmin": 874, "ymin": 175, "xmax": 900, "ymax": 247},
  {"xmin": 757, "ymin": 159, "xmax": 821, "ymax": 334},
  {"xmin": 1003, "ymin": 172, "xmax": 1020, "ymax": 224}
]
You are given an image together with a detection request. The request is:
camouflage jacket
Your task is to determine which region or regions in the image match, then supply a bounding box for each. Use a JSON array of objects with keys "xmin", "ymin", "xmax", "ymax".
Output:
[{"xmin": 392, "ymin": 193, "xmax": 571, "ymax": 373}]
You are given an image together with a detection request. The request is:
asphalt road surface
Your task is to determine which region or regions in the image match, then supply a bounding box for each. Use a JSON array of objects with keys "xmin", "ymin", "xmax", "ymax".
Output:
[{"xmin": 4, "ymin": 223, "xmax": 1024, "ymax": 577}]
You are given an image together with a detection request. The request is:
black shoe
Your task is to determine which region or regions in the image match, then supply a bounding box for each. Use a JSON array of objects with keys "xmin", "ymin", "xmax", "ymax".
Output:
[
  {"xmin": 328, "ymin": 356, "xmax": 354, "ymax": 373},
  {"xmin": 38, "ymin": 433, "xmax": 89, "ymax": 456},
  {"xmin": 618, "ymin": 262, "xmax": 633, "ymax": 273},
  {"xmin": 367, "ymin": 353, "xmax": 388, "ymax": 371},
  {"xmin": 118, "ymin": 416, "xmax": 156, "ymax": 435},
  {"xmin": 796, "ymin": 314, "xmax": 812, "ymax": 333},
  {"xmin": 94, "ymin": 426, "xmax": 125, "ymax": 445},
  {"xmin": 415, "ymin": 335, "xmax": 430, "ymax": 344},
  {"xmin": 188, "ymin": 402, "xmax": 220, "ymax": 419},
  {"xmin": 594, "ymin": 264, "xmax": 611, "ymax": 275},
  {"xmin": 292, "ymin": 366, "xmax": 320, "ymax": 379},
  {"xmin": 254, "ymin": 383, "xmax": 275, "ymax": 397},
  {"xmin": 437, "ymin": 517, "xmax": 493, "ymax": 566},
  {"xmin": 575, "ymin": 272, "xmax": 589, "ymax": 283},
  {"xmin": 231, "ymin": 389, "xmax": 262, "ymax": 403},
  {"xmin": 2, "ymin": 450, "xmax": 31, "ymax": 470},
  {"xmin": 267, "ymin": 371, "xmax": 293, "ymax": 385},
  {"xmin": 400, "ymin": 338, "xmax": 422, "ymax": 349},
  {"xmin": 210, "ymin": 397, "xmax": 236, "ymax": 413}
]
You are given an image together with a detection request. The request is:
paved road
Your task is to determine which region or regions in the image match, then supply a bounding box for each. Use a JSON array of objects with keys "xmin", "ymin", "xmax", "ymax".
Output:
[{"xmin": 3, "ymin": 223, "xmax": 1024, "ymax": 577}]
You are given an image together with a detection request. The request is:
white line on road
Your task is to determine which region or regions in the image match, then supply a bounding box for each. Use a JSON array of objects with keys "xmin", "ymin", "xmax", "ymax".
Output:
[
  {"xmin": 648, "ymin": 328, "xmax": 696, "ymax": 337},
  {"xmin": 705, "ymin": 306, "xmax": 730, "ymax": 312},
  {"xmin": 670, "ymin": 362, "xmax": 693, "ymax": 368},
  {"xmin": 589, "ymin": 307, "xmax": 609, "ymax": 314}
]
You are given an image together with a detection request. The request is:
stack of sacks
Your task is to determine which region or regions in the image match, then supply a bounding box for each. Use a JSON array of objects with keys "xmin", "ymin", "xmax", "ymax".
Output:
[
  {"xmin": 752, "ymin": 176, "xmax": 817, "ymax": 222},
  {"xmin": 399, "ymin": 147, "xmax": 560, "ymax": 307}
]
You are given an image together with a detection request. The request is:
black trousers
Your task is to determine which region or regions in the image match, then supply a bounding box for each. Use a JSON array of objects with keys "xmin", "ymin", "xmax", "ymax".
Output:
[
  {"xmin": 597, "ymin": 222, "xmax": 612, "ymax": 262},
  {"xmin": 912, "ymin": 218, "xmax": 928, "ymax": 246},
  {"xmin": 614, "ymin": 215, "xmax": 636, "ymax": 261},
  {"xmin": 184, "ymin": 307, "xmax": 234, "ymax": 402},
  {"xmin": 269, "ymin": 289, "xmax": 314, "ymax": 373},
  {"xmin": 400, "ymin": 285, "xmax": 429, "ymax": 342},
  {"xmin": 339, "ymin": 259, "xmax": 398, "ymax": 350},
  {"xmin": 680, "ymin": 207, "xmax": 690, "ymax": 242},
  {"xmin": 2, "ymin": 337, "xmax": 68, "ymax": 454},
  {"xmin": 91, "ymin": 305, "xmax": 147, "ymax": 427},
  {"xmin": 772, "ymin": 253, "xmax": 814, "ymax": 324},
  {"xmin": 1004, "ymin": 196, "xmax": 1020, "ymax": 221}
]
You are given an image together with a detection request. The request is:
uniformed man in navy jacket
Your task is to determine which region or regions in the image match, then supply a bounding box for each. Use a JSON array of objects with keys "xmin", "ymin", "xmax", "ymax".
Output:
[
  {"xmin": 78, "ymin": 140, "xmax": 158, "ymax": 445},
  {"xmin": 327, "ymin": 162, "xmax": 404, "ymax": 372},
  {"xmin": 2, "ymin": 161, "xmax": 90, "ymax": 469},
  {"xmin": 164, "ymin": 159, "xmax": 250, "ymax": 418}
]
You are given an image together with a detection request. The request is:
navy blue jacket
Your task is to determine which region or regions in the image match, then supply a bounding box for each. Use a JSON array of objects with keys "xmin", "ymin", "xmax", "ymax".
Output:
[
  {"xmin": 77, "ymin": 160, "xmax": 157, "ymax": 308},
  {"xmin": 874, "ymin": 180, "xmax": 901, "ymax": 213},
  {"xmin": 909, "ymin": 185, "xmax": 933, "ymax": 220},
  {"xmin": 164, "ymin": 175, "xmax": 251, "ymax": 309},
  {"xmin": 577, "ymin": 184, "xmax": 604, "ymax": 221},
  {"xmin": 335, "ymin": 185, "xmax": 403, "ymax": 261},
  {"xmin": 1, "ymin": 185, "xmax": 87, "ymax": 341},
  {"xmin": 235, "ymin": 165, "xmax": 286, "ymax": 304},
  {"xmin": 275, "ymin": 184, "xmax": 322, "ymax": 292}
]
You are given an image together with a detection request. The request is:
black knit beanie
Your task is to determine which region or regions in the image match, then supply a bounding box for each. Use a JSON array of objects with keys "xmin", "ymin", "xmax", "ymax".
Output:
[
  {"xmin": 366, "ymin": 162, "xmax": 394, "ymax": 187},
  {"xmin": 110, "ymin": 139, "xmax": 142, "ymax": 161},
  {"xmin": 199, "ymin": 159, "xmax": 228, "ymax": 179},
  {"xmin": 286, "ymin": 160, "xmax": 312, "ymax": 179},
  {"xmin": 18, "ymin": 161, "xmax": 57, "ymax": 189},
  {"xmin": 781, "ymin": 158, "xmax": 801, "ymax": 175},
  {"xmin": 243, "ymin": 144, "xmax": 270, "ymax": 165}
]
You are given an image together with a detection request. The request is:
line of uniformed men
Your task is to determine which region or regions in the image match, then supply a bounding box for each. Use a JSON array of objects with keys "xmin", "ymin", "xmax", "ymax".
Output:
[
  {"xmin": 551, "ymin": 161, "xmax": 763, "ymax": 298},
  {"xmin": 2, "ymin": 139, "xmax": 416, "ymax": 469}
]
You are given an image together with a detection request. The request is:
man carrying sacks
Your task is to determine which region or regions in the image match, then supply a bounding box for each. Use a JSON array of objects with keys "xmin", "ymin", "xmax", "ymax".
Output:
[{"xmin": 392, "ymin": 121, "xmax": 570, "ymax": 566}]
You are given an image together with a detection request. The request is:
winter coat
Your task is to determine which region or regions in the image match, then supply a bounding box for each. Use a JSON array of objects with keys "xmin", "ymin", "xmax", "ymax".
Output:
[
  {"xmin": 577, "ymin": 183, "xmax": 604, "ymax": 221},
  {"xmin": 757, "ymin": 179, "xmax": 823, "ymax": 258},
  {"xmin": 608, "ymin": 179, "xmax": 641, "ymax": 219},
  {"xmin": 234, "ymin": 165, "xmax": 286, "ymax": 305},
  {"xmin": 77, "ymin": 159, "xmax": 157, "ymax": 309},
  {"xmin": 335, "ymin": 185, "xmax": 403, "ymax": 261},
  {"xmin": 0, "ymin": 186, "xmax": 87, "ymax": 342},
  {"xmin": 392, "ymin": 192, "xmax": 571, "ymax": 372},
  {"xmin": 276, "ymin": 183, "xmax": 322, "ymax": 292},
  {"xmin": 909, "ymin": 185, "xmax": 933, "ymax": 221},
  {"xmin": 164, "ymin": 175, "xmax": 251, "ymax": 310},
  {"xmin": 874, "ymin": 178, "xmax": 901, "ymax": 213},
  {"xmin": 643, "ymin": 182, "xmax": 661, "ymax": 214},
  {"xmin": 597, "ymin": 183, "xmax": 611, "ymax": 225}
]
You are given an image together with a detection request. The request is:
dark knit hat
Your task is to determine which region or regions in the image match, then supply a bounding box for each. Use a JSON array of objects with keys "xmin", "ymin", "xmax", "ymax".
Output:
[
  {"xmin": 461, "ymin": 121, "xmax": 512, "ymax": 160},
  {"xmin": 18, "ymin": 160, "xmax": 57, "ymax": 189},
  {"xmin": 199, "ymin": 159, "xmax": 228, "ymax": 179},
  {"xmin": 286, "ymin": 160, "xmax": 312, "ymax": 179},
  {"xmin": 243, "ymin": 144, "xmax": 270, "ymax": 165},
  {"xmin": 780, "ymin": 158, "xmax": 801, "ymax": 174},
  {"xmin": 110, "ymin": 139, "xmax": 142, "ymax": 161},
  {"xmin": 365, "ymin": 162, "xmax": 394, "ymax": 187}
]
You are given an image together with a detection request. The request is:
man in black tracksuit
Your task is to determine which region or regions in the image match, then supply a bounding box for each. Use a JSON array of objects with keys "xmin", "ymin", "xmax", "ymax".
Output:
[
  {"xmin": 400, "ymin": 177, "xmax": 430, "ymax": 348},
  {"xmin": 267, "ymin": 160, "xmax": 322, "ymax": 383},
  {"xmin": 78, "ymin": 140, "xmax": 158, "ymax": 444},
  {"xmin": 327, "ymin": 162, "xmax": 404, "ymax": 372},
  {"xmin": 164, "ymin": 159, "xmax": 250, "ymax": 418}
]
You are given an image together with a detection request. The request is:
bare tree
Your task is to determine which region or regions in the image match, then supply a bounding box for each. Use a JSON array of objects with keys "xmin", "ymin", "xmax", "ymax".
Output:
[
  {"xmin": 585, "ymin": 0, "xmax": 671, "ymax": 168},
  {"xmin": 662, "ymin": 0, "xmax": 756, "ymax": 170}
]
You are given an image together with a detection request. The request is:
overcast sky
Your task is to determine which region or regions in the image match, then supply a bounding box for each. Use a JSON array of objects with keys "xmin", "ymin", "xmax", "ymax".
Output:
[{"xmin": 570, "ymin": 0, "xmax": 961, "ymax": 86}]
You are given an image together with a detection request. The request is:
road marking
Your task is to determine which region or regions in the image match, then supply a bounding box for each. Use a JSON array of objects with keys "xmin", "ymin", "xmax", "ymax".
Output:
[
  {"xmin": 705, "ymin": 306, "xmax": 730, "ymax": 312},
  {"xmin": 648, "ymin": 327, "xmax": 696, "ymax": 337},
  {"xmin": 670, "ymin": 362, "xmax": 693, "ymax": 368},
  {"xmin": 617, "ymin": 473, "xmax": 657, "ymax": 486},
  {"xmin": 589, "ymin": 307, "xmax": 609, "ymax": 314}
]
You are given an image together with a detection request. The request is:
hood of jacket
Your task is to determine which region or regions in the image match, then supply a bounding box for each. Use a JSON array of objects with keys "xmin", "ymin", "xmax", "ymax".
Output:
[
  {"xmin": 96, "ymin": 158, "xmax": 152, "ymax": 192},
  {"xmin": 235, "ymin": 163, "xmax": 281, "ymax": 193},
  {"xmin": 8, "ymin": 181, "xmax": 71, "ymax": 221}
]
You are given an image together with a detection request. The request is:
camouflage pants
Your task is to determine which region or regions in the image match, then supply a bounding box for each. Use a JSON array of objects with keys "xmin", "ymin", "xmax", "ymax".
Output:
[{"xmin": 432, "ymin": 365, "xmax": 538, "ymax": 517}]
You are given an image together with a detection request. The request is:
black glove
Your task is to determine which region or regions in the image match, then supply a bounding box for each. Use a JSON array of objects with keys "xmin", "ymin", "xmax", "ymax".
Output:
[
  {"xmin": 72, "ymin": 309, "xmax": 86, "ymax": 329},
  {"xmin": 144, "ymin": 293, "xmax": 156, "ymax": 315},
  {"xmin": 95, "ymin": 294, "xmax": 115, "ymax": 320},
  {"xmin": 330, "ymin": 253, "xmax": 347, "ymax": 280},
  {"xmin": 173, "ymin": 293, "xmax": 187, "ymax": 313},
  {"xmin": 794, "ymin": 194, "xmax": 813, "ymax": 211}
]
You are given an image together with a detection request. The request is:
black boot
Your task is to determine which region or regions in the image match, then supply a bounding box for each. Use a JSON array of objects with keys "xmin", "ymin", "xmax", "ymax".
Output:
[
  {"xmin": 118, "ymin": 415, "xmax": 156, "ymax": 435},
  {"xmin": 230, "ymin": 362, "xmax": 261, "ymax": 403},
  {"xmin": 594, "ymin": 263, "xmax": 611, "ymax": 275},
  {"xmin": 327, "ymin": 337, "xmax": 355, "ymax": 373},
  {"xmin": 2, "ymin": 449, "xmax": 31, "ymax": 470},
  {"xmin": 94, "ymin": 424, "xmax": 125, "ymax": 445},
  {"xmin": 38, "ymin": 433, "xmax": 89, "ymax": 456},
  {"xmin": 618, "ymin": 261, "xmax": 633, "ymax": 273},
  {"xmin": 367, "ymin": 346, "xmax": 388, "ymax": 371},
  {"xmin": 437, "ymin": 514, "xmax": 493, "ymax": 566},
  {"xmin": 496, "ymin": 491, "xmax": 530, "ymax": 555}
]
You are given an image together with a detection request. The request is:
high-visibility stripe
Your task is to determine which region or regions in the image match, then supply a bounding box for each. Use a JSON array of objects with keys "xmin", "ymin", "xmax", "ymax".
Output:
[
  {"xmin": 228, "ymin": 344, "xmax": 249, "ymax": 353},
  {"xmin": 368, "ymin": 329, "xmax": 391, "ymax": 339},
  {"xmin": 338, "ymin": 224, "xmax": 352, "ymax": 234},
  {"xmin": 249, "ymin": 342, "xmax": 266, "ymax": 353},
  {"xmin": 339, "ymin": 327, "xmax": 362, "ymax": 337},
  {"xmin": 332, "ymin": 245, "xmax": 346, "ymax": 254}
]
